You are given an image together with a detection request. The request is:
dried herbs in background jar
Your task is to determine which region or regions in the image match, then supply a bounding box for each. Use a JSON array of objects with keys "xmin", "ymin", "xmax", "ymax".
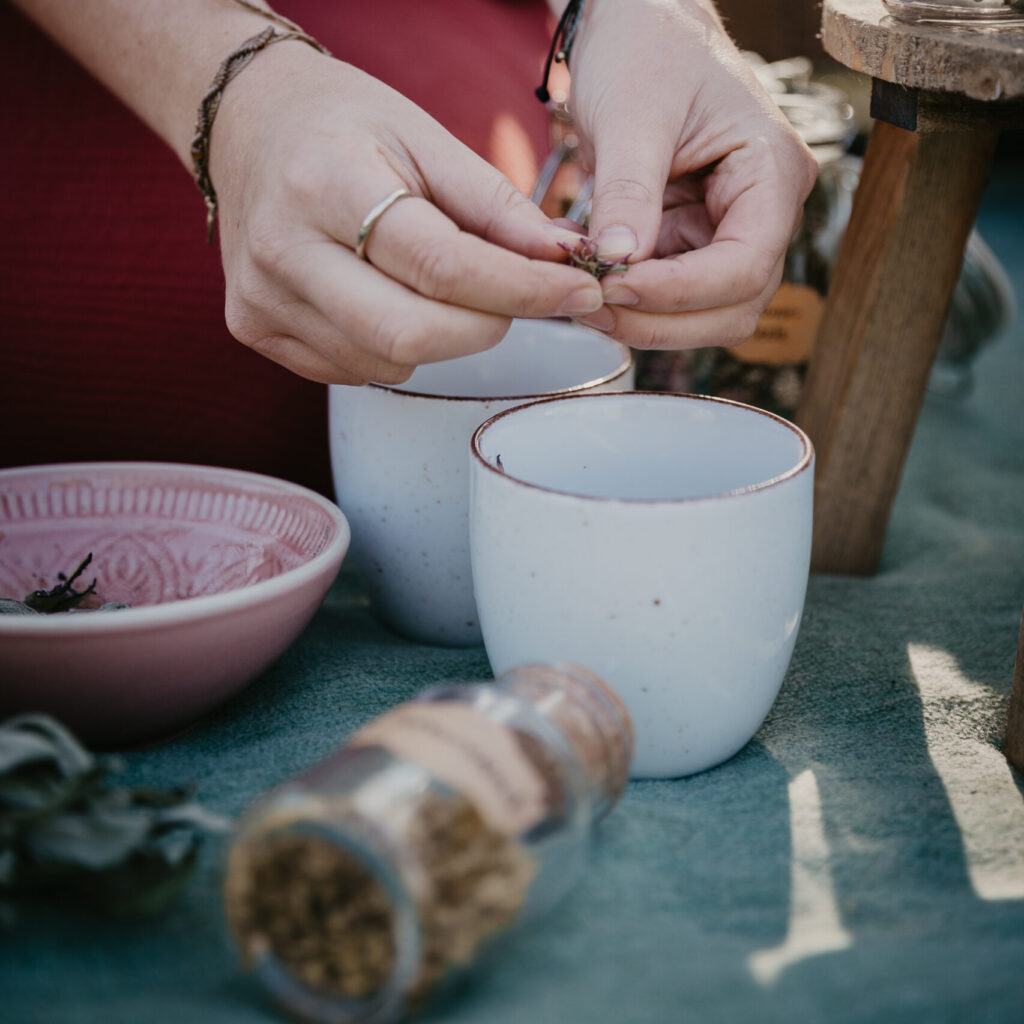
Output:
[{"xmin": 224, "ymin": 662, "xmax": 634, "ymax": 1024}]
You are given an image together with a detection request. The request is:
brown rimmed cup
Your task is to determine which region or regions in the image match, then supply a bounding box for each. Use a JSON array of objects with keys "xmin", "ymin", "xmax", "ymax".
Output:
[
  {"xmin": 469, "ymin": 391, "xmax": 814, "ymax": 777},
  {"xmin": 329, "ymin": 319, "xmax": 632, "ymax": 646}
]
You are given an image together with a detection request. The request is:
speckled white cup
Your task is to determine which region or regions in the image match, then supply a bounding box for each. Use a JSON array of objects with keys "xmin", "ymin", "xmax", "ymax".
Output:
[
  {"xmin": 470, "ymin": 392, "xmax": 814, "ymax": 777},
  {"xmin": 328, "ymin": 320, "xmax": 632, "ymax": 646}
]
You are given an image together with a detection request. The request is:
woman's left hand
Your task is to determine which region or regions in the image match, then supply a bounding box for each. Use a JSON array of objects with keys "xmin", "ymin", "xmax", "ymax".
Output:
[{"xmin": 563, "ymin": 0, "xmax": 819, "ymax": 351}]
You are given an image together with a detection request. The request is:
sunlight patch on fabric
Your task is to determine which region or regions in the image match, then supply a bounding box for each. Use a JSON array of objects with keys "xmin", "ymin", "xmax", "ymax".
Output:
[
  {"xmin": 908, "ymin": 642, "xmax": 1024, "ymax": 901},
  {"xmin": 748, "ymin": 769, "xmax": 852, "ymax": 986}
]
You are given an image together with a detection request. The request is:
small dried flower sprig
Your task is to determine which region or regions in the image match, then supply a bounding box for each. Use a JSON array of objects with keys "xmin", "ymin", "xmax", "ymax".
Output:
[
  {"xmin": 559, "ymin": 236, "xmax": 630, "ymax": 280},
  {"xmin": 1, "ymin": 554, "xmax": 130, "ymax": 616},
  {"xmin": 23, "ymin": 554, "xmax": 97, "ymax": 613}
]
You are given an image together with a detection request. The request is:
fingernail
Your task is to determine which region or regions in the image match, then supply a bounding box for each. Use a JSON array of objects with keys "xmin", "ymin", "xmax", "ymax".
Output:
[
  {"xmin": 595, "ymin": 226, "xmax": 638, "ymax": 260},
  {"xmin": 545, "ymin": 224, "xmax": 586, "ymax": 247},
  {"xmin": 603, "ymin": 284, "xmax": 639, "ymax": 307},
  {"xmin": 572, "ymin": 307, "xmax": 615, "ymax": 333},
  {"xmin": 559, "ymin": 287, "xmax": 604, "ymax": 316}
]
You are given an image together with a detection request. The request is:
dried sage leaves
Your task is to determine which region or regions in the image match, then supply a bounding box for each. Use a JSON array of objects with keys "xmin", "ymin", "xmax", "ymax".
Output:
[{"xmin": 0, "ymin": 714, "xmax": 228, "ymax": 921}]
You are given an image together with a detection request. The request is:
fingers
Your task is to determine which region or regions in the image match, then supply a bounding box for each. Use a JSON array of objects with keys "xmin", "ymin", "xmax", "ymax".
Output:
[
  {"xmin": 258, "ymin": 130, "xmax": 604, "ymax": 318},
  {"xmin": 231, "ymin": 297, "xmax": 415, "ymax": 386},
  {"xmin": 586, "ymin": 129, "xmax": 674, "ymax": 263},
  {"xmin": 576, "ymin": 260, "xmax": 784, "ymax": 351},
  {"xmin": 352, "ymin": 195, "xmax": 603, "ymax": 318},
  {"xmin": 410, "ymin": 132, "xmax": 590, "ymax": 260},
  {"xmin": 574, "ymin": 151, "xmax": 802, "ymax": 348},
  {"xmin": 600, "ymin": 175, "xmax": 800, "ymax": 314},
  {"xmin": 212, "ymin": 56, "xmax": 609, "ymax": 383},
  {"xmin": 240, "ymin": 235, "xmax": 516, "ymax": 370},
  {"xmin": 246, "ymin": 331, "xmax": 406, "ymax": 387},
  {"xmin": 654, "ymin": 201, "xmax": 716, "ymax": 259}
]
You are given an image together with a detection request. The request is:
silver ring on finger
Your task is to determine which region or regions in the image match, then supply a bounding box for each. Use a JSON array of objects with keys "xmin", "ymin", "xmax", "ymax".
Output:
[{"xmin": 355, "ymin": 188, "xmax": 413, "ymax": 262}]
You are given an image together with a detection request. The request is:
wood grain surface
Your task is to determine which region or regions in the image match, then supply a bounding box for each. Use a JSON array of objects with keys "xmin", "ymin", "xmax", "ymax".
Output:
[
  {"xmin": 823, "ymin": 0, "xmax": 1024, "ymax": 101},
  {"xmin": 795, "ymin": 120, "xmax": 998, "ymax": 574}
]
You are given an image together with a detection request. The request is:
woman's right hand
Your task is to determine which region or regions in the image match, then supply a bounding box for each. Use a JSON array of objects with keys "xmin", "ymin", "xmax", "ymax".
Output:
[{"xmin": 209, "ymin": 42, "xmax": 605, "ymax": 385}]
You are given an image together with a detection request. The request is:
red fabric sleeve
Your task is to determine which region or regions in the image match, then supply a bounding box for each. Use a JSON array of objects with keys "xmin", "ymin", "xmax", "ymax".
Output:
[{"xmin": 0, "ymin": 0, "xmax": 552, "ymax": 496}]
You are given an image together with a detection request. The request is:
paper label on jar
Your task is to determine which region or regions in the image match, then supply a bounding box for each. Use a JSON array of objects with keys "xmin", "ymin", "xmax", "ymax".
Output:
[
  {"xmin": 350, "ymin": 702, "xmax": 547, "ymax": 836},
  {"xmin": 730, "ymin": 283, "xmax": 825, "ymax": 367}
]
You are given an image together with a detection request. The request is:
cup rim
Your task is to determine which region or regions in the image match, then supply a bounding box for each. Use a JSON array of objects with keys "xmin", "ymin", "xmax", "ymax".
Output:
[
  {"xmin": 364, "ymin": 338, "xmax": 633, "ymax": 404},
  {"xmin": 470, "ymin": 391, "xmax": 815, "ymax": 504}
]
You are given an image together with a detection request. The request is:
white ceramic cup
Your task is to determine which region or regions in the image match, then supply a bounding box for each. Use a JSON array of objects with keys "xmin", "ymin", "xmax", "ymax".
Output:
[
  {"xmin": 328, "ymin": 319, "xmax": 632, "ymax": 646},
  {"xmin": 469, "ymin": 392, "xmax": 814, "ymax": 778}
]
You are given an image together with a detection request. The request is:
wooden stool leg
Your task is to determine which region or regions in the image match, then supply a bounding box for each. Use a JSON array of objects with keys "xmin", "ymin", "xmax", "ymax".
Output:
[
  {"xmin": 1006, "ymin": 609, "xmax": 1024, "ymax": 774},
  {"xmin": 795, "ymin": 119, "xmax": 998, "ymax": 575}
]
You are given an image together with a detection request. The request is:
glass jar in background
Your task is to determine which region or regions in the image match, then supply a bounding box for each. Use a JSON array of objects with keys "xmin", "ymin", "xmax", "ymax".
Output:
[
  {"xmin": 929, "ymin": 228, "xmax": 1017, "ymax": 397},
  {"xmin": 223, "ymin": 662, "xmax": 634, "ymax": 1024},
  {"xmin": 530, "ymin": 88, "xmax": 593, "ymax": 224},
  {"xmin": 882, "ymin": 0, "xmax": 1024, "ymax": 25}
]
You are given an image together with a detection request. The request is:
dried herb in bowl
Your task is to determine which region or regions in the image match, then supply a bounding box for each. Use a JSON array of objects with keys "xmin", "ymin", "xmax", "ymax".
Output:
[{"xmin": 1, "ymin": 553, "xmax": 130, "ymax": 615}]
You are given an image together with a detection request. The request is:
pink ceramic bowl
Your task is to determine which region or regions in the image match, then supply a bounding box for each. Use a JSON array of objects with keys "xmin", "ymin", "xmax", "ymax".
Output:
[{"xmin": 0, "ymin": 463, "xmax": 350, "ymax": 747}]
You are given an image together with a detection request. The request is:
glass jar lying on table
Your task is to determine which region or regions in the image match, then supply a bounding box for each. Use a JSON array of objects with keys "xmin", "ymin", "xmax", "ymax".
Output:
[{"xmin": 224, "ymin": 662, "xmax": 634, "ymax": 1024}]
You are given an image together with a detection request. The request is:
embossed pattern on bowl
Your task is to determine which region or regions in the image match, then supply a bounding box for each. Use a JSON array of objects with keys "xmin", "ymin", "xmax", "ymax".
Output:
[{"xmin": 0, "ymin": 463, "xmax": 350, "ymax": 746}]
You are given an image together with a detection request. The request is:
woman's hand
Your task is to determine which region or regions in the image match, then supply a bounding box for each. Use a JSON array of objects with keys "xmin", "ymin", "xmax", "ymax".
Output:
[
  {"xmin": 210, "ymin": 42, "xmax": 605, "ymax": 385},
  {"xmin": 563, "ymin": 0, "xmax": 819, "ymax": 350}
]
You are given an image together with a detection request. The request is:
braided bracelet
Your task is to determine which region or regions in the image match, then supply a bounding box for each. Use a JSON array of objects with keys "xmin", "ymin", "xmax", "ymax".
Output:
[
  {"xmin": 190, "ymin": 22, "xmax": 329, "ymax": 244},
  {"xmin": 535, "ymin": 0, "xmax": 587, "ymax": 104}
]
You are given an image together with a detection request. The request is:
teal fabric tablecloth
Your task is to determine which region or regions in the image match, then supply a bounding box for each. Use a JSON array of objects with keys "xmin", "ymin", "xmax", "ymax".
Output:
[{"xmin": 5, "ymin": 160, "xmax": 1024, "ymax": 1024}]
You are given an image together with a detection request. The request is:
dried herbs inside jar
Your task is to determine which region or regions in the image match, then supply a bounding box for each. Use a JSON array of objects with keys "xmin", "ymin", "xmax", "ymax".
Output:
[
  {"xmin": 223, "ymin": 662, "xmax": 634, "ymax": 1024},
  {"xmin": 226, "ymin": 791, "xmax": 534, "ymax": 1010}
]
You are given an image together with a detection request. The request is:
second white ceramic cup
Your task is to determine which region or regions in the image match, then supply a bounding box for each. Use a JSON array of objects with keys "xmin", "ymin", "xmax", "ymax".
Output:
[
  {"xmin": 469, "ymin": 392, "xmax": 814, "ymax": 778},
  {"xmin": 329, "ymin": 319, "xmax": 632, "ymax": 646}
]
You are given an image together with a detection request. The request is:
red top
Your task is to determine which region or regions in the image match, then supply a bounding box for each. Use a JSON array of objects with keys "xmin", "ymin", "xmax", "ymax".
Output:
[{"xmin": 0, "ymin": 0, "xmax": 552, "ymax": 496}]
